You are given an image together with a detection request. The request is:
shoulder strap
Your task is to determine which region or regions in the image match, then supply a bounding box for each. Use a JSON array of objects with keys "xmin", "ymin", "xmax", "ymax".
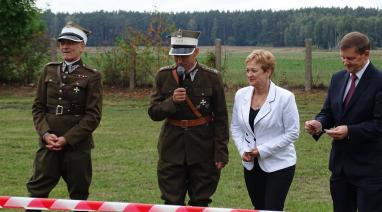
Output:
[
  {"xmin": 171, "ymin": 68, "xmax": 202, "ymax": 118},
  {"xmin": 171, "ymin": 68, "xmax": 180, "ymax": 85},
  {"xmin": 185, "ymin": 96, "xmax": 202, "ymax": 118}
]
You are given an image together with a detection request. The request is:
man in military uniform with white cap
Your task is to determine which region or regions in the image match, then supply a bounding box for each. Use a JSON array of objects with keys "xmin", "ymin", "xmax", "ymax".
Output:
[
  {"xmin": 26, "ymin": 22, "xmax": 102, "ymax": 211},
  {"xmin": 148, "ymin": 29, "xmax": 229, "ymax": 206}
]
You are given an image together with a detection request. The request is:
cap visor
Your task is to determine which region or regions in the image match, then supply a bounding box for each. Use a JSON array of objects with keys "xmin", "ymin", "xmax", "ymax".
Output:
[
  {"xmin": 57, "ymin": 35, "xmax": 83, "ymax": 42},
  {"xmin": 169, "ymin": 47, "xmax": 195, "ymax": 56}
]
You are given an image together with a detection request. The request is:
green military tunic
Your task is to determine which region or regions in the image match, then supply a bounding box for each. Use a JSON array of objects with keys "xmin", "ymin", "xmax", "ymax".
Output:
[
  {"xmin": 27, "ymin": 59, "xmax": 102, "ymax": 199},
  {"xmin": 148, "ymin": 62, "xmax": 229, "ymax": 206}
]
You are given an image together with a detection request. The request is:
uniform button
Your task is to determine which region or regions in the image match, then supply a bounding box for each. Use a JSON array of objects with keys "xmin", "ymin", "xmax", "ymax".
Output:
[
  {"xmin": 76, "ymin": 82, "xmax": 80, "ymax": 86},
  {"xmin": 202, "ymin": 93, "xmax": 205, "ymax": 96},
  {"xmin": 63, "ymin": 75, "xmax": 67, "ymax": 79},
  {"xmin": 62, "ymin": 83, "xmax": 65, "ymax": 86},
  {"xmin": 254, "ymin": 137, "xmax": 256, "ymax": 141},
  {"xmin": 49, "ymin": 79, "xmax": 52, "ymax": 82},
  {"xmin": 59, "ymin": 89, "xmax": 62, "ymax": 93},
  {"xmin": 58, "ymin": 97, "xmax": 62, "ymax": 100}
]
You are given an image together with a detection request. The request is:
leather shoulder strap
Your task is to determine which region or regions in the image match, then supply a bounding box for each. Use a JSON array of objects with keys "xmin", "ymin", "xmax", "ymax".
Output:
[
  {"xmin": 185, "ymin": 96, "xmax": 202, "ymax": 118},
  {"xmin": 171, "ymin": 68, "xmax": 180, "ymax": 85}
]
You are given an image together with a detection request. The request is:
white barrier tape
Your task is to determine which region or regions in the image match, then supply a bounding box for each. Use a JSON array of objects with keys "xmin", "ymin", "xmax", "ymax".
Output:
[{"xmin": 0, "ymin": 196, "xmax": 265, "ymax": 212}]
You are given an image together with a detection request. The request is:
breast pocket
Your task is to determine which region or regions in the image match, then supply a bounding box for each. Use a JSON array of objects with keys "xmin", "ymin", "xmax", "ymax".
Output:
[
  {"xmin": 44, "ymin": 74, "xmax": 60, "ymax": 100},
  {"xmin": 190, "ymin": 87, "xmax": 213, "ymax": 114},
  {"xmin": 68, "ymin": 78, "xmax": 88, "ymax": 104}
]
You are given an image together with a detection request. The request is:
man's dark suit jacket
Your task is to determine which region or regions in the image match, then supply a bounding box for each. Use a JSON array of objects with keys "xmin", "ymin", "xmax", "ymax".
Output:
[{"xmin": 314, "ymin": 62, "xmax": 382, "ymax": 177}]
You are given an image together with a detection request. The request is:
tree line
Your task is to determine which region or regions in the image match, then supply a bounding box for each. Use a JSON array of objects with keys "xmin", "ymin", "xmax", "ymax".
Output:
[
  {"xmin": 2, "ymin": 3, "xmax": 382, "ymax": 84},
  {"xmin": 42, "ymin": 7, "xmax": 382, "ymax": 48}
]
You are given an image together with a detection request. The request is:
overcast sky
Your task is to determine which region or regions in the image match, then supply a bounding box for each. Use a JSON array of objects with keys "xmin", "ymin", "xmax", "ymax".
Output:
[{"xmin": 35, "ymin": 0, "xmax": 382, "ymax": 13}]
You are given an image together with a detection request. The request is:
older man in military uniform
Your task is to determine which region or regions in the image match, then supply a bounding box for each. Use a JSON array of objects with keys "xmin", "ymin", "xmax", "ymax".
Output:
[
  {"xmin": 148, "ymin": 29, "xmax": 229, "ymax": 207},
  {"xmin": 26, "ymin": 22, "xmax": 102, "ymax": 211}
]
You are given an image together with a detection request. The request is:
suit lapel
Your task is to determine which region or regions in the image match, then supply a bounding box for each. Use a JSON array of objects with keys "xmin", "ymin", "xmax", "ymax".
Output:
[
  {"xmin": 240, "ymin": 86, "xmax": 255, "ymax": 135},
  {"xmin": 338, "ymin": 72, "xmax": 349, "ymax": 115},
  {"xmin": 343, "ymin": 63, "xmax": 373, "ymax": 114},
  {"xmin": 253, "ymin": 82, "xmax": 276, "ymax": 128}
]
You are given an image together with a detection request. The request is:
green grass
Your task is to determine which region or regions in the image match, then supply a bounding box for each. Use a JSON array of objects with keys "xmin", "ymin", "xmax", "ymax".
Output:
[{"xmin": 0, "ymin": 87, "xmax": 333, "ymax": 212}]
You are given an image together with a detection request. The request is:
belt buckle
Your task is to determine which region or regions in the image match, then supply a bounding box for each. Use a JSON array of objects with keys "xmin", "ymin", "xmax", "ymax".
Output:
[
  {"xmin": 180, "ymin": 120, "xmax": 189, "ymax": 128},
  {"xmin": 56, "ymin": 105, "xmax": 63, "ymax": 115}
]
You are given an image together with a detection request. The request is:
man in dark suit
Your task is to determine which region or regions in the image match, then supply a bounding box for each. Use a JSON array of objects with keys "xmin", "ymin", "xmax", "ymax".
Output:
[{"xmin": 305, "ymin": 32, "xmax": 382, "ymax": 211}]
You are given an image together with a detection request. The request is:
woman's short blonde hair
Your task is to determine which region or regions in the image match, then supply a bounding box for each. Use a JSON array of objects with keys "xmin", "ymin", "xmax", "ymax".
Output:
[{"xmin": 245, "ymin": 49, "xmax": 275, "ymax": 76}]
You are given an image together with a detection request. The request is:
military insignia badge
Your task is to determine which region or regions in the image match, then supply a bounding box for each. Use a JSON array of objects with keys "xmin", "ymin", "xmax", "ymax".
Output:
[
  {"xmin": 69, "ymin": 65, "xmax": 80, "ymax": 73},
  {"xmin": 62, "ymin": 64, "xmax": 80, "ymax": 74},
  {"xmin": 74, "ymin": 87, "xmax": 80, "ymax": 93}
]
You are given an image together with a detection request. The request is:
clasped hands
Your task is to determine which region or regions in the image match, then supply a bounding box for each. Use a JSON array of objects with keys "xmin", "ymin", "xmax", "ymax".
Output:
[
  {"xmin": 242, "ymin": 148, "xmax": 260, "ymax": 162},
  {"xmin": 304, "ymin": 120, "xmax": 348, "ymax": 140},
  {"xmin": 43, "ymin": 133, "xmax": 67, "ymax": 151}
]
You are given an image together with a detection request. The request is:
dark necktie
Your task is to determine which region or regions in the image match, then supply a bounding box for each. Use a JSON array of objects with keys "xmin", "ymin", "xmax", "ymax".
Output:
[
  {"xmin": 65, "ymin": 65, "xmax": 69, "ymax": 73},
  {"xmin": 63, "ymin": 64, "xmax": 69, "ymax": 73},
  {"xmin": 344, "ymin": 74, "xmax": 357, "ymax": 109},
  {"xmin": 185, "ymin": 73, "xmax": 191, "ymax": 81},
  {"xmin": 183, "ymin": 73, "xmax": 191, "ymax": 89}
]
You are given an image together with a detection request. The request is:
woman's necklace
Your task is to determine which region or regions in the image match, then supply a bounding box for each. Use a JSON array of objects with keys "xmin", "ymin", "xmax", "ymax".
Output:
[
  {"xmin": 251, "ymin": 96, "xmax": 264, "ymax": 110},
  {"xmin": 251, "ymin": 85, "xmax": 269, "ymax": 110}
]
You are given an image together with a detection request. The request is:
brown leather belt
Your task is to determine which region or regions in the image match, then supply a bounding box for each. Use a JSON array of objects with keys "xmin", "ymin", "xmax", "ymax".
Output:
[
  {"xmin": 46, "ymin": 105, "xmax": 84, "ymax": 115},
  {"xmin": 167, "ymin": 116, "xmax": 212, "ymax": 128}
]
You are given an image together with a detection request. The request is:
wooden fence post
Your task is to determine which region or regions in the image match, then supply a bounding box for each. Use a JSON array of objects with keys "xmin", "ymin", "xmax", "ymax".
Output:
[
  {"xmin": 305, "ymin": 38, "xmax": 312, "ymax": 91},
  {"xmin": 215, "ymin": 39, "xmax": 221, "ymax": 72},
  {"xmin": 129, "ymin": 49, "xmax": 136, "ymax": 90}
]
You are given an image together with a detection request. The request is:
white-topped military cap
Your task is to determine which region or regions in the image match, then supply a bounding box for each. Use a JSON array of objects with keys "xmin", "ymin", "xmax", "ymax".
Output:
[
  {"xmin": 169, "ymin": 29, "xmax": 201, "ymax": 56},
  {"xmin": 57, "ymin": 22, "xmax": 91, "ymax": 44}
]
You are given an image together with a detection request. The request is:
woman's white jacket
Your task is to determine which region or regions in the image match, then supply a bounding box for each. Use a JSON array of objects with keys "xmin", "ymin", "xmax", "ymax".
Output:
[{"xmin": 230, "ymin": 82, "xmax": 300, "ymax": 172}]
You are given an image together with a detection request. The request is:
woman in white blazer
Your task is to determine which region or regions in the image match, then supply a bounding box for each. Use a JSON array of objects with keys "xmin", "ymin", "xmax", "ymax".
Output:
[{"xmin": 230, "ymin": 49, "xmax": 300, "ymax": 211}]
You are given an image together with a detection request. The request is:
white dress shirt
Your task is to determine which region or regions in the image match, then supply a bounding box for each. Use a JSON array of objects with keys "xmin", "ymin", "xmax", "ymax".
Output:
[{"xmin": 343, "ymin": 60, "xmax": 369, "ymax": 101}]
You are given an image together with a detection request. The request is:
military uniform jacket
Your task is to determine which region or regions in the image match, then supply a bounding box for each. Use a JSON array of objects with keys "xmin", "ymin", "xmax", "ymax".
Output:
[
  {"xmin": 148, "ymin": 63, "xmax": 229, "ymax": 165},
  {"xmin": 32, "ymin": 60, "xmax": 102, "ymax": 150}
]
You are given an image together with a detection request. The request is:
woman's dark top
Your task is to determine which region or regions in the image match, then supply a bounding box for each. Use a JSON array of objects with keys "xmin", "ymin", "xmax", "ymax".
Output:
[{"xmin": 249, "ymin": 107, "xmax": 260, "ymax": 132}]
